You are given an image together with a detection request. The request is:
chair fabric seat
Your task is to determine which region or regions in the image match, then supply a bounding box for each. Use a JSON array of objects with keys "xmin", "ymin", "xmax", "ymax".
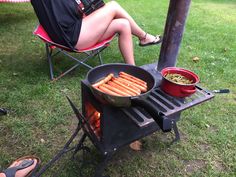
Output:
[
  {"xmin": 33, "ymin": 25, "xmax": 115, "ymax": 52},
  {"xmin": 0, "ymin": 0, "xmax": 30, "ymax": 2},
  {"xmin": 33, "ymin": 24, "xmax": 116, "ymax": 81}
]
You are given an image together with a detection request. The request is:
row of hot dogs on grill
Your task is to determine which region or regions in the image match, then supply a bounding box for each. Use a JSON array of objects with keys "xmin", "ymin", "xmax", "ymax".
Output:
[{"xmin": 92, "ymin": 72, "xmax": 147, "ymax": 96}]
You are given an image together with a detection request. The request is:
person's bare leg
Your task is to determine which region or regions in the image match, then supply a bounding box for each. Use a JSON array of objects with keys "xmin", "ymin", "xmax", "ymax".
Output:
[
  {"xmin": 98, "ymin": 19, "xmax": 135, "ymax": 65},
  {"xmin": 76, "ymin": 5, "xmax": 135, "ymax": 64},
  {"xmin": 76, "ymin": 1, "xmax": 133, "ymax": 48},
  {"xmin": 76, "ymin": 1, "xmax": 159, "ymax": 49},
  {"xmin": 106, "ymin": 1, "xmax": 145, "ymax": 38},
  {"xmin": 103, "ymin": 1, "xmax": 161, "ymax": 45},
  {"xmin": 116, "ymin": 20, "xmax": 135, "ymax": 65},
  {"xmin": 77, "ymin": 17, "xmax": 134, "ymax": 64}
]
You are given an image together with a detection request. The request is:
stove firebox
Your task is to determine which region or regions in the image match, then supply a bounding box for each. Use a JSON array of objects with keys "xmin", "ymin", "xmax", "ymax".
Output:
[{"xmin": 82, "ymin": 80, "xmax": 166, "ymax": 154}]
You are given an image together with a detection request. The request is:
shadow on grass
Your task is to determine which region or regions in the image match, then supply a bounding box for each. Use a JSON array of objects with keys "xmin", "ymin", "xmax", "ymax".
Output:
[{"xmin": 0, "ymin": 12, "xmax": 33, "ymax": 26}]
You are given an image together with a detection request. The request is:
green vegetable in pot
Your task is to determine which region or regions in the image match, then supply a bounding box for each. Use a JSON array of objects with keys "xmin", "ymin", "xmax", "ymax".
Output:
[{"xmin": 165, "ymin": 73, "xmax": 193, "ymax": 84}]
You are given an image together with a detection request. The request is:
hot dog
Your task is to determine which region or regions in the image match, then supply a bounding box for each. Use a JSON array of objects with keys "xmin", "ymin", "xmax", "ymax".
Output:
[
  {"xmin": 107, "ymin": 81, "xmax": 137, "ymax": 96},
  {"xmin": 111, "ymin": 78, "xmax": 141, "ymax": 95},
  {"xmin": 95, "ymin": 86, "xmax": 104, "ymax": 93},
  {"xmin": 119, "ymin": 72, "xmax": 147, "ymax": 85},
  {"xmin": 92, "ymin": 73, "xmax": 114, "ymax": 87},
  {"xmin": 102, "ymin": 84, "xmax": 130, "ymax": 96},
  {"xmin": 98, "ymin": 85, "xmax": 122, "ymax": 96},
  {"xmin": 119, "ymin": 74, "xmax": 147, "ymax": 88},
  {"xmin": 116, "ymin": 77, "xmax": 147, "ymax": 92}
]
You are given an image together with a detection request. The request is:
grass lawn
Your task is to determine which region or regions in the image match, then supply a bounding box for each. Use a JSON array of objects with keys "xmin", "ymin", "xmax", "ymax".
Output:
[{"xmin": 0, "ymin": 0, "xmax": 236, "ymax": 176}]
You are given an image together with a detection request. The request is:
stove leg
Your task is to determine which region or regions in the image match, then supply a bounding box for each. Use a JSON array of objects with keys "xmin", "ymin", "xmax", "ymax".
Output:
[
  {"xmin": 71, "ymin": 133, "xmax": 88, "ymax": 159},
  {"xmin": 172, "ymin": 121, "xmax": 180, "ymax": 143},
  {"xmin": 94, "ymin": 153, "xmax": 114, "ymax": 177}
]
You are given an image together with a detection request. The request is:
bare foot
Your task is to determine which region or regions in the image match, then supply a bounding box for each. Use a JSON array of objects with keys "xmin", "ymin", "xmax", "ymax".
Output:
[{"xmin": 0, "ymin": 158, "xmax": 38, "ymax": 177}]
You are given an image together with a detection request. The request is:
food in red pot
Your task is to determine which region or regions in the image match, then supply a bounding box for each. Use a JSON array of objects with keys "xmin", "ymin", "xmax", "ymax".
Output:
[{"xmin": 160, "ymin": 67, "xmax": 200, "ymax": 97}]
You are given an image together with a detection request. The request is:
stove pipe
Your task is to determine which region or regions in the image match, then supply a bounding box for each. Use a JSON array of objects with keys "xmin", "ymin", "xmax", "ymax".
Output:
[{"xmin": 157, "ymin": 0, "xmax": 192, "ymax": 72}]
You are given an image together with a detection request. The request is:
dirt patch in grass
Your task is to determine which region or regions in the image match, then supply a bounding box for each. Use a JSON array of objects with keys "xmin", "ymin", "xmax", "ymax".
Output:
[
  {"xmin": 67, "ymin": 114, "xmax": 78, "ymax": 132},
  {"xmin": 199, "ymin": 143, "xmax": 211, "ymax": 152},
  {"xmin": 178, "ymin": 130, "xmax": 188, "ymax": 141},
  {"xmin": 157, "ymin": 131, "xmax": 174, "ymax": 143},
  {"xmin": 184, "ymin": 159, "xmax": 207, "ymax": 173},
  {"xmin": 147, "ymin": 129, "xmax": 188, "ymax": 144},
  {"xmin": 221, "ymin": 97, "xmax": 236, "ymax": 104},
  {"xmin": 208, "ymin": 125, "xmax": 219, "ymax": 133},
  {"xmin": 0, "ymin": 44, "xmax": 20, "ymax": 56},
  {"xmin": 212, "ymin": 160, "xmax": 227, "ymax": 172},
  {"xmin": 0, "ymin": 124, "xmax": 26, "ymax": 159}
]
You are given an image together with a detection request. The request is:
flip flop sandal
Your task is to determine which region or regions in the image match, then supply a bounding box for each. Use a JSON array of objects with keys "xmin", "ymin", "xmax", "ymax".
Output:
[
  {"xmin": 2, "ymin": 156, "xmax": 41, "ymax": 177},
  {"xmin": 139, "ymin": 34, "xmax": 163, "ymax": 47}
]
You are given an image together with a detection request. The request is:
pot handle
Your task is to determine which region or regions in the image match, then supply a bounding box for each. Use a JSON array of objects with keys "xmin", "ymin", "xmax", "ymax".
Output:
[
  {"xmin": 131, "ymin": 97, "xmax": 172, "ymax": 132},
  {"xmin": 180, "ymin": 87, "xmax": 196, "ymax": 94}
]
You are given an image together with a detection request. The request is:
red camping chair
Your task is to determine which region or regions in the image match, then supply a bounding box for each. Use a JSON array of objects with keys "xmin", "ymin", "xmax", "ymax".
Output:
[
  {"xmin": 0, "ymin": 0, "xmax": 30, "ymax": 2},
  {"xmin": 33, "ymin": 25, "xmax": 115, "ymax": 81}
]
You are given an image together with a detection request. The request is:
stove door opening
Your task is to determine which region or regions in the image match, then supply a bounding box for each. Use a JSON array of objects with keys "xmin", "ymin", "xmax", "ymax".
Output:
[{"xmin": 85, "ymin": 101, "xmax": 102, "ymax": 139}]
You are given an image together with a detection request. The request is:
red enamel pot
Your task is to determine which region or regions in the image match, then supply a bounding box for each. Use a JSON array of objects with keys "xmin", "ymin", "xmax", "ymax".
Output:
[{"xmin": 160, "ymin": 67, "xmax": 200, "ymax": 97}]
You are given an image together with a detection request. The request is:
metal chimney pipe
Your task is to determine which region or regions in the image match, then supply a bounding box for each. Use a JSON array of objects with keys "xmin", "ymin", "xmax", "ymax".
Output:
[{"xmin": 157, "ymin": 0, "xmax": 192, "ymax": 72}]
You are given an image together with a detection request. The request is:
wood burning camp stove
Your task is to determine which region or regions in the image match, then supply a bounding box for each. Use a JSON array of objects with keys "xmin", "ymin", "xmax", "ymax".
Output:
[
  {"xmin": 78, "ymin": 70, "xmax": 214, "ymax": 177},
  {"xmin": 35, "ymin": 68, "xmax": 214, "ymax": 177},
  {"xmin": 34, "ymin": 0, "xmax": 215, "ymax": 177}
]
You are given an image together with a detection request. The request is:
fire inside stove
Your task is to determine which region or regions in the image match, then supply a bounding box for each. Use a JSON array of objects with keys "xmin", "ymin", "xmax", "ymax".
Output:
[{"xmin": 85, "ymin": 101, "xmax": 102, "ymax": 139}]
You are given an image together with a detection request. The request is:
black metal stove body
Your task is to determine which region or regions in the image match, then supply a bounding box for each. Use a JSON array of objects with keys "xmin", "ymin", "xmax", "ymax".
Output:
[
  {"xmin": 81, "ymin": 71, "xmax": 214, "ymax": 155},
  {"xmin": 77, "ymin": 65, "xmax": 214, "ymax": 177},
  {"xmin": 82, "ymin": 80, "xmax": 161, "ymax": 154},
  {"xmin": 34, "ymin": 65, "xmax": 214, "ymax": 177}
]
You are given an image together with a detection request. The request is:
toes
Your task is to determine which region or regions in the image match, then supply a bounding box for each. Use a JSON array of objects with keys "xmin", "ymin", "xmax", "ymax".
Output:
[
  {"xmin": 155, "ymin": 35, "xmax": 161, "ymax": 42},
  {"xmin": 9, "ymin": 161, "xmax": 18, "ymax": 167},
  {"xmin": 9, "ymin": 158, "xmax": 34, "ymax": 168},
  {"xmin": 148, "ymin": 34, "xmax": 158, "ymax": 43}
]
